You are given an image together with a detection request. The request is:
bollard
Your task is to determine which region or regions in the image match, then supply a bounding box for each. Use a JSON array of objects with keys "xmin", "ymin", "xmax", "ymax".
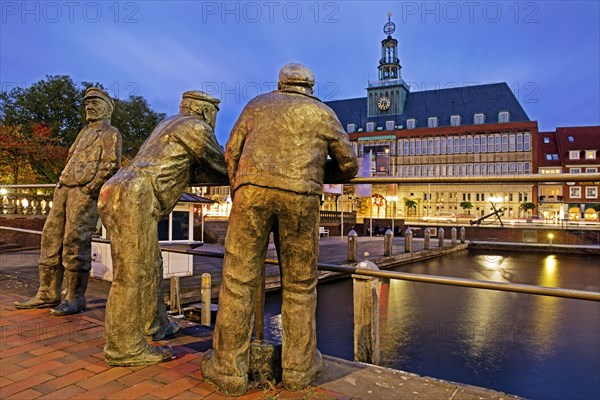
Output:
[
  {"xmin": 347, "ymin": 229, "xmax": 358, "ymax": 262},
  {"xmin": 201, "ymin": 273, "xmax": 212, "ymax": 326},
  {"xmin": 384, "ymin": 228, "xmax": 393, "ymax": 257},
  {"xmin": 460, "ymin": 226, "xmax": 466, "ymax": 244},
  {"xmin": 352, "ymin": 252, "xmax": 380, "ymax": 364},
  {"xmin": 438, "ymin": 227, "xmax": 445, "ymax": 248},
  {"xmin": 451, "ymin": 227, "xmax": 457, "ymax": 246},
  {"xmin": 424, "ymin": 227, "xmax": 430, "ymax": 250},
  {"xmin": 404, "ymin": 228, "xmax": 413, "ymax": 253}
]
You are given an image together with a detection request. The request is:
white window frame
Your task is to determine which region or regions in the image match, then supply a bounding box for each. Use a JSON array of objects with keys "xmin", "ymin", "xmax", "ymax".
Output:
[
  {"xmin": 474, "ymin": 113, "xmax": 485, "ymax": 124},
  {"xmin": 428, "ymin": 117, "xmax": 438, "ymax": 128},
  {"xmin": 488, "ymin": 135, "xmax": 495, "ymax": 152},
  {"xmin": 524, "ymin": 133, "xmax": 531, "ymax": 151},
  {"xmin": 434, "ymin": 138, "xmax": 440, "ymax": 154},
  {"xmin": 366, "ymin": 122, "xmax": 375, "ymax": 132},
  {"xmin": 585, "ymin": 150, "xmax": 597, "ymax": 159},
  {"xmin": 509, "ymin": 134, "xmax": 516, "ymax": 152},
  {"xmin": 570, "ymin": 168, "xmax": 581, "ymax": 174},
  {"xmin": 397, "ymin": 140, "xmax": 404, "ymax": 156},
  {"xmin": 406, "ymin": 119, "xmax": 416, "ymax": 129},
  {"xmin": 450, "ymin": 115, "xmax": 461, "ymax": 126},
  {"xmin": 498, "ymin": 111, "xmax": 510, "ymax": 123},
  {"xmin": 481, "ymin": 136, "xmax": 487, "ymax": 153},
  {"xmin": 586, "ymin": 167, "xmax": 598, "ymax": 173},
  {"xmin": 386, "ymin": 120, "xmax": 395, "ymax": 130},
  {"xmin": 441, "ymin": 137, "xmax": 447, "ymax": 154},
  {"xmin": 570, "ymin": 186, "xmax": 581, "ymax": 199},
  {"xmin": 569, "ymin": 150, "xmax": 580, "ymax": 160},
  {"xmin": 586, "ymin": 187, "xmax": 598, "ymax": 199},
  {"xmin": 502, "ymin": 134, "xmax": 509, "ymax": 152},
  {"xmin": 517, "ymin": 133, "xmax": 524, "ymax": 151},
  {"xmin": 416, "ymin": 139, "xmax": 422, "ymax": 155},
  {"xmin": 347, "ymin": 123, "xmax": 356, "ymax": 133},
  {"xmin": 524, "ymin": 162, "xmax": 531, "ymax": 174},
  {"xmin": 460, "ymin": 136, "xmax": 467, "ymax": 153}
]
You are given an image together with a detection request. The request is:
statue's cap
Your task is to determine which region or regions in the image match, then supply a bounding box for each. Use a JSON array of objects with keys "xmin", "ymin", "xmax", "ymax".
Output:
[
  {"xmin": 182, "ymin": 90, "xmax": 220, "ymax": 110},
  {"xmin": 84, "ymin": 87, "xmax": 114, "ymax": 110},
  {"xmin": 278, "ymin": 63, "xmax": 315, "ymax": 88}
]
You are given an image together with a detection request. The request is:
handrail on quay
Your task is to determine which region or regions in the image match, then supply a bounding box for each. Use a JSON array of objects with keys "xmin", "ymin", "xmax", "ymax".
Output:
[{"xmin": 2, "ymin": 172, "xmax": 600, "ymax": 189}]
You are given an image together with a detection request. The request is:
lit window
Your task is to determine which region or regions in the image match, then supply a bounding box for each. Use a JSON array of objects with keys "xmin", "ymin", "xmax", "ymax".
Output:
[
  {"xmin": 366, "ymin": 122, "xmax": 375, "ymax": 132},
  {"xmin": 474, "ymin": 113, "xmax": 485, "ymax": 124},
  {"xmin": 347, "ymin": 124, "xmax": 355, "ymax": 133},
  {"xmin": 586, "ymin": 187, "xmax": 598, "ymax": 199},
  {"xmin": 543, "ymin": 137, "xmax": 550, "ymax": 144},
  {"xmin": 569, "ymin": 150, "xmax": 580, "ymax": 160},
  {"xmin": 450, "ymin": 115, "xmax": 461, "ymax": 126},
  {"xmin": 585, "ymin": 150, "xmax": 596, "ymax": 159},
  {"xmin": 386, "ymin": 120, "xmax": 395, "ymax": 130},
  {"xmin": 498, "ymin": 111, "xmax": 510, "ymax": 123},
  {"xmin": 570, "ymin": 168, "xmax": 581, "ymax": 174},
  {"xmin": 568, "ymin": 136, "xmax": 575, "ymax": 142},
  {"xmin": 428, "ymin": 117, "xmax": 438, "ymax": 128},
  {"xmin": 570, "ymin": 187, "xmax": 581, "ymax": 198},
  {"xmin": 406, "ymin": 119, "xmax": 416, "ymax": 129}
]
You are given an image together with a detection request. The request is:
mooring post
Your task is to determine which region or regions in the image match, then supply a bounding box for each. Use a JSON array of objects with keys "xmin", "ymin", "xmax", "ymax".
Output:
[
  {"xmin": 460, "ymin": 226, "xmax": 466, "ymax": 243},
  {"xmin": 451, "ymin": 227, "xmax": 457, "ymax": 246},
  {"xmin": 424, "ymin": 227, "xmax": 430, "ymax": 250},
  {"xmin": 353, "ymin": 252, "xmax": 380, "ymax": 364},
  {"xmin": 200, "ymin": 273, "xmax": 212, "ymax": 326},
  {"xmin": 438, "ymin": 227, "xmax": 445, "ymax": 248},
  {"xmin": 348, "ymin": 229, "xmax": 358, "ymax": 262},
  {"xmin": 384, "ymin": 228, "xmax": 393, "ymax": 256},
  {"xmin": 404, "ymin": 228, "xmax": 413, "ymax": 253}
]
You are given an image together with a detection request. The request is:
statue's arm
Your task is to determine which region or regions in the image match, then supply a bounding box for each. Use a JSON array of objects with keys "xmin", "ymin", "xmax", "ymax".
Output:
[
  {"xmin": 190, "ymin": 127, "xmax": 229, "ymax": 186},
  {"xmin": 87, "ymin": 127, "xmax": 122, "ymax": 195},
  {"xmin": 325, "ymin": 114, "xmax": 359, "ymax": 183},
  {"xmin": 225, "ymin": 109, "xmax": 250, "ymax": 193}
]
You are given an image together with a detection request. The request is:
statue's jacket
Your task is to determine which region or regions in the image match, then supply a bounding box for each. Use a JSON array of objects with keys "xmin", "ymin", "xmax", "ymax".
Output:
[
  {"xmin": 59, "ymin": 119, "xmax": 122, "ymax": 197},
  {"xmin": 226, "ymin": 88, "xmax": 358, "ymax": 195}
]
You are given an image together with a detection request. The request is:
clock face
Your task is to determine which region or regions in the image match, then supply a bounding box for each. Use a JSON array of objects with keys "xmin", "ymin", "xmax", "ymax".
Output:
[{"xmin": 377, "ymin": 96, "xmax": 391, "ymax": 111}]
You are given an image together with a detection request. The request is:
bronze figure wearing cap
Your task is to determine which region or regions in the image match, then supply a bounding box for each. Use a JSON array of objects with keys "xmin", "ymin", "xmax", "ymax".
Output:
[
  {"xmin": 201, "ymin": 63, "xmax": 358, "ymax": 395},
  {"xmin": 15, "ymin": 87, "xmax": 122, "ymax": 316},
  {"xmin": 98, "ymin": 90, "xmax": 227, "ymax": 366}
]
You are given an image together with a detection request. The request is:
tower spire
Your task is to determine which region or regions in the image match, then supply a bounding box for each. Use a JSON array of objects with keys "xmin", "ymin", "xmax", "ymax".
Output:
[{"xmin": 379, "ymin": 12, "xmax": 400, "ymax": 80}]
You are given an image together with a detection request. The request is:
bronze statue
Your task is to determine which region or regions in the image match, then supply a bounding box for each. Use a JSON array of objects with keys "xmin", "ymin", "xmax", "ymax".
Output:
[
  {"xmin": 98, "ymin": 91, "xmax": 227, "ymax": 366},
  {"xmin": 15, "ymin": 87, "xmax": 122, "ymax": 316},
  {"xmin": 201, "ymin": 63, "xmax": 358, "ymax": 395}
]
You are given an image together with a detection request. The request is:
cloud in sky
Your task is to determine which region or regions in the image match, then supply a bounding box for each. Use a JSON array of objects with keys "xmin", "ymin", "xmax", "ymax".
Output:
[{"xmin": 1, "ymin": 1, "xmax": 599, "ymax": 143}]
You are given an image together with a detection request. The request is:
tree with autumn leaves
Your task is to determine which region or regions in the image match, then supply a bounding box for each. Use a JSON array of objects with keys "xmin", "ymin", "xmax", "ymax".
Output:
[{"xmin": 0, "ymin": 75, "xmax": 165, "ymax": 184}]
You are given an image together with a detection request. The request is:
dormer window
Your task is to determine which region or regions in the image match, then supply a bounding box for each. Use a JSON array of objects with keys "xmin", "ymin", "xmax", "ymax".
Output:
[
  {"xmin": 427, "ymin": 117, "xmax": 438, "ymax": 128},
  {"xmin": 450, "ymin": 115, "xmax": 461, "ymax": 126},
  {"xmin": 347, "ymin": 124, "xmax": 356, "ymax": 133},
  {"xmin": 498, "ymin": 111, "xmax": 510, "ymax": 123},
  {"xmin": 474, "ymin": 113, "xmax": 485, "ymax": 125},
  {"xmin": 386, "ymin": 120, "xmax": 395, "ymax": 130},
  {"xmin": 569, "ymin": 150, "xmax": 580, "ymax": 160},
  {"xmin": 585, "ymin": 150, "xmax": 597, "ymax": 159},
  {"xmin": 366, "ymin": 122, "xmax": 375, "ymax": 132},
  {"xmin": 406, "ymin": 119, "xmax": 416, "ymax": 129}
]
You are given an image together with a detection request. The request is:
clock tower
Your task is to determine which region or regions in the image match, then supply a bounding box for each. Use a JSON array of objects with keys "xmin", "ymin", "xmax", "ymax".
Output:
[{"xmin": 367, "ymin": 13, "xmax": 410, "ymax": 118}]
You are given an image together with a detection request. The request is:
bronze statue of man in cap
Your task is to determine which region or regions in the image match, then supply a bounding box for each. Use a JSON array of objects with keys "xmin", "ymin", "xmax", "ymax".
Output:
[
  {"xmin": 201, "ymin": 63, "xmax": 358, "ymax": 395},
  {"xmin": 15, "ymin": 87, "xmax": 122, "ymax": 316},
  {"xmin": 98, "ymin": 90, "xmax": 227, "ymax": 366}
]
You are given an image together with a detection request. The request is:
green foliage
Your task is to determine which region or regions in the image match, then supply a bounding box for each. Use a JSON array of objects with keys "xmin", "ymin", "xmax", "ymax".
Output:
[
  {"xmin": 460, "ymin": 201, "xmax": 473, "ymax": 210},
  {"xmin": 0, "ymin": 75, "xmax": 165, "ymax": 182},
  {"xmin": 404, "ymin": 198, "xmax": 417, "ymax": 216},
  {"xmin": 519, "ymin": 202, "xmax": 536, "ymax": 212}
]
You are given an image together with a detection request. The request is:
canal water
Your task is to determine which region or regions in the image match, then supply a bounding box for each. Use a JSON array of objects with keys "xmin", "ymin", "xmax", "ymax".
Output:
[{"xmin": 263, "ymin": 250, "xmax": 600, "ymax": 400}]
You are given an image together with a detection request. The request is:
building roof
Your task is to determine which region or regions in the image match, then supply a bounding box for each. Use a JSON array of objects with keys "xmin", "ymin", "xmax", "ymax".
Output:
[
  {"xmin": 555, "ymin": 126, "xmax": 600, "ymax": 166},
  {"xmin": 179, "ymin": 192, "xmax": 215, "ymax": 204},
  {"xmin": 537, "ymin": 131, "xmax": 562, "ymax": 168},
  {"xmin": 326, "ymin": 82, "xmax": 530, "ymax": 130}
]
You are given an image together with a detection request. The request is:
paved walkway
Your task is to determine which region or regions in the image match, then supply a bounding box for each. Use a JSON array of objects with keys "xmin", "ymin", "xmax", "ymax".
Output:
[{"xmin": 0, "ymin": 243, "xmax": 519, "ymax": 400}]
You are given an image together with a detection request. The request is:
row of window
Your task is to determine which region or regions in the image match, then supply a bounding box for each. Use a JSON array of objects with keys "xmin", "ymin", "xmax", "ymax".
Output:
[
  {"xmin": 569, "ymin": 150, "xmax": 597, "ymax": 160},
  {"xmin": 569, "ymin": 186, "xmax": 598, "ymax": 199},
  {"xmin": 394, "ymin": 133, "xmax": 531, "ymax": 156},
  {"xmin": 396, "ymin": 162, "xmax": 532, "ymax": 177},
  {"xmin": 425, "ymin": 192, "xmax": 529, "ymax": 202},
  {"xmin": 348, "ymin": 112, "xmax": 510, "ymax": 133}
]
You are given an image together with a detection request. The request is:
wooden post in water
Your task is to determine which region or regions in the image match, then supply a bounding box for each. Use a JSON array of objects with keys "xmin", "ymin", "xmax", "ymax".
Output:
[{"xmin": 353, "ymin": 252, "xmax": 380, "ymax": 364}]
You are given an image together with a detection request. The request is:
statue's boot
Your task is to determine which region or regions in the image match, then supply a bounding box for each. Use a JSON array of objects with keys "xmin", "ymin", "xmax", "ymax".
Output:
[
  {"xmin": 282, "ymin": 349, "xmax": 323, "ymax": 391},
  {"xmin": 14, "ymin": 266, "xmax": 62, "ymax": 309},
  {"xmin": 50, "ymin": 271, "xmax": 88, "ymax": 316},
  {"xmin": 149, "ymin": 321, "xmax": 181, "ymax": 341},
  {"xmin": 106, "ymin": 344, "xmax": 174, "ymax": 367},
  {"xmin": 201, "ymin": 349, "xmax": 248, "ymax": 396}
]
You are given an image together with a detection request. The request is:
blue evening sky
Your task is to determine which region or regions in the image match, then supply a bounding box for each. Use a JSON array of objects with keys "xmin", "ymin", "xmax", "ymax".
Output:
[{"xmin": 1, "ymin": 1, "xmax": 599, "ymax": 144}]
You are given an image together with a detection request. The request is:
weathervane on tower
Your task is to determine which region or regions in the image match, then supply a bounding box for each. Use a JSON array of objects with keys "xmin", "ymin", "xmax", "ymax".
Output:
[{"xmin": 383, "ymin": 12, "xmax": 395, "ymax": 36}]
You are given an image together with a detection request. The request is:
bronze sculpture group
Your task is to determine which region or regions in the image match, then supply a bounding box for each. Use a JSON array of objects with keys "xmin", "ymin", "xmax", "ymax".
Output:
[{"xmin": 15, "ymin": 64, "xmax": 358, "ymax": 395}]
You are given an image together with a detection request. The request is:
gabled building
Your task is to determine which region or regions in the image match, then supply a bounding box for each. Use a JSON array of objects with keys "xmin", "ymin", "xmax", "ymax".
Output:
[
  {"xmin": 325, "ymin": 15, "xmax": 538, "ymax": 221},
  {"xmin": 538, "ymin": 126, "xmax": 599, "ymax": 221}
]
